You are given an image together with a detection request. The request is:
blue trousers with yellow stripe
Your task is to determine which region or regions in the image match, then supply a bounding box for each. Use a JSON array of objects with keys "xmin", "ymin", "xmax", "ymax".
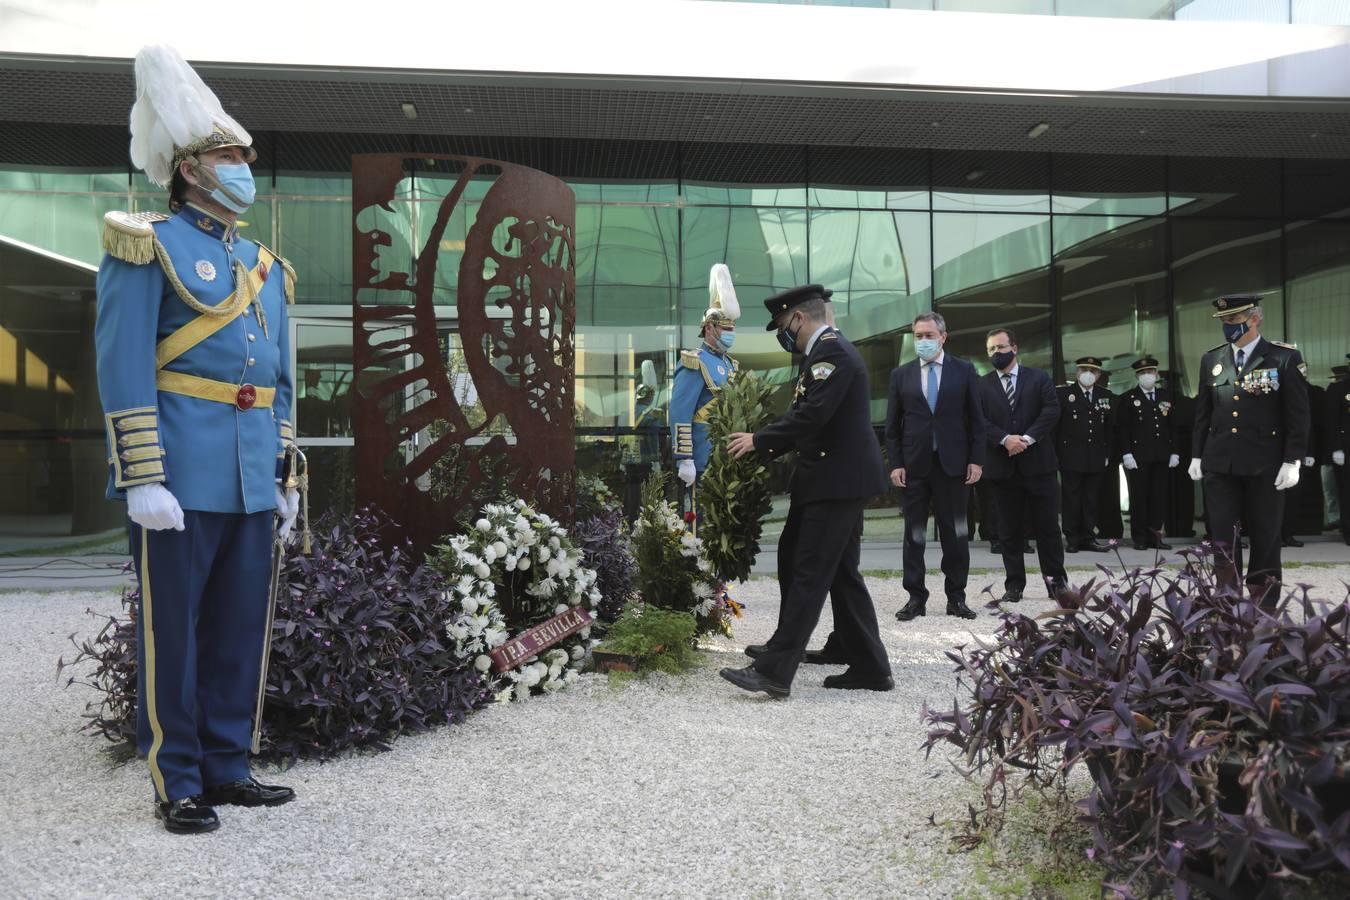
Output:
[{"xmin": 130, "ymin": 510, "xmax": 273, "ymax": 803}]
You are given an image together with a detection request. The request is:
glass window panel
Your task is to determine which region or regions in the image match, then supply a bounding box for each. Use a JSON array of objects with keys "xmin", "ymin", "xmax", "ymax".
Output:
[
  {"xmin": 575, "ymin": 205, "xmax": 679, "ymax": 328},
  {"xmin": 1055, "ymin": 216, "xmax": 1169, "ymax": 384},
  {"xmin": 1285, "ymin": 220, "xmax": 1350, "ymax": 383},
  {"xmin": 1285, "ymin": 158, "xmax": 1350, "ymax": 220},
  {"xmin": 0, "ymin": 168, "xmax": 127, "ymax": 193},
  {"xmin": 936, "ymin": 0, "xmax": 1053, "ymax": 13},
  {"xmin": 933, "ymin": 212, "xmax": 1052, "ymax": 370},
  {"xmin": 1056, "ymin": 0, "xmax": 1173, "ymax": 16},
  {"xmin": 1292, "ymin": 0, "xmax": 1350, "ymax": 24},
  {"xmin": 276, "ymin": 174, "xmax": 352, "ymax": 197},
  {"xmin": 1168, "ymin": 156, "xmax": 1281, "ymax": 218},
  {"xmin": 296, "ymin": 323, "xmax": 356, "ymax": 439},
  {"xmin": 1171, "ymin": 218, "xmax": 1284, "ymax": 398},
  {"xmin": 1, "ymin": 190, "xmax": 123, "ymax": 267},
  {"xmin": 1052, "ymin": 154, "xmax": 1166, "ymax": 215},
  {"xmin": 682, "ymin": 143, "xmax": 806, "ymax": 207},
  {"xmin": 281, "ymin": 196, "xmax": 352, "ymax": 304},
  {"xmin": 297, "ymin": 444, "xmax": 357, "ymax": 519},
  {"xmin": 1175, "ymin": 0, "xmax": 1289, "ymax": 22},
  {"xmin": 933, "ymin": 150, "xmax": 1049, "ymax": 214},
  {"xmin": 808, "ymin": 146, "xmax": 928, "ymax": 210}
]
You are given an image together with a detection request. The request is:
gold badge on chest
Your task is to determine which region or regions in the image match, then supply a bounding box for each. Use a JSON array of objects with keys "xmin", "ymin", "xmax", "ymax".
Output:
[{"xmin": 194, "ymin": 260, "xmax": 216, "ymax": 282}]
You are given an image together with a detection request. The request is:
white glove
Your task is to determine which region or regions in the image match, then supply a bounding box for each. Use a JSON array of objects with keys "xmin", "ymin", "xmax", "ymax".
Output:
[
  {"xmin": 1187, "ymin": 459, "xmax": 1203, "ymax": 482},
  {"xmin": 1274, "ymin": 462, "xmax": 1300, "ymax": 492},
  {"xmin": 1122, "ymin": 453, "xmax": 1138, "ymax": 471},
  {"xmin": 1168, "ymin": 454, "xmax": 1180, "ymax": 469},
  {"xmin": 677, "ymin": 459, "xmax": 696, "ymax": 486},
  {"xmin": 1304, "ymin": 456, "xmax": 1315, "ymax": 468},
  {"xmin": 1335, "ymin": 450, "xmax": 1346, "ymax": 467},
  {"xmin": 275, "ymin": 486, "xmax": 300, "ymax": 541},
  {"xmin": 126, "ymin": 483, "xmax": 185, "ymax": 531}
]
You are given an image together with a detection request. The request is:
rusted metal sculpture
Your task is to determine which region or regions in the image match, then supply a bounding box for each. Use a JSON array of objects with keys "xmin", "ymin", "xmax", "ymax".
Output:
[{"xmin": 352, "ymin": 154, "xmax": 576, "ymax": 552}]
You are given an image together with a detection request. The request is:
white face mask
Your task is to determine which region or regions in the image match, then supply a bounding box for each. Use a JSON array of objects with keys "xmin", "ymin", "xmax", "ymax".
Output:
[
  {"xmin": 1138, "ymin": 373, "xmax": 1158, "ymax": 390},
  {"xmin": 1078, "ymin": 371, "xmax": 1098, "ymax": 388}
]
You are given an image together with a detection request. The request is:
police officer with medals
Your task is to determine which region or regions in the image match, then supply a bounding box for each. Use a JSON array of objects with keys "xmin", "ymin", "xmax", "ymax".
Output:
[
  {"xmin": 1056, "ymin": 356, "xmax": 1114, "ymax": 552},
  {"xmin": 1117, "ymin": 356, "xmax": 1183, "ymax": 549},
  {"xmin": 95, "ymin": 46, "xmax": 298, "ymax": 834},
  {"xmin": 669, "ymin": 265, "xmax": 739, "ymax": 507},
  {"xmin": 721, "ymin": 285, "xmax": 892, "ymax": 698},
  {"xmin": 1188, "ymin": 294, "xmax": 1310, "ymax": 604},
  {"xmin": 1329, "ymin": 357, "xmax": 1350, "ymax": 545}
]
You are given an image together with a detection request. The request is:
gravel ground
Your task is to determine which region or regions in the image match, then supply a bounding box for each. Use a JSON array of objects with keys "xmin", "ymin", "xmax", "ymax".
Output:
[{"xmin": 4, "ymin": 564, "xmax": 1350, "ymax": 900}]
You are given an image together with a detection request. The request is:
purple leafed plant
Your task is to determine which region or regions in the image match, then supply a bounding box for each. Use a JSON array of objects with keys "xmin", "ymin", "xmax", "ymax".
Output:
[{"xmin": 923, "ymin": 545, "xmax": 1350, "ymax": 898}]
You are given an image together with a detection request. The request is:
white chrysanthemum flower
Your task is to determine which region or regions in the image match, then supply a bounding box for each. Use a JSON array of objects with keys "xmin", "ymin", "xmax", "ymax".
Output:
[
  {"xmin": 474, "ymin": 563, "xmax": 491, "ymax": 579},
  {"xmin": 588, "ymin": 589, "xmax": 601, "ymax": 604},
  {"xmin": 459, "ymin": 595, "xmax": 477, "ymax": 615},
  {"xmin": 580, "ymin": 627, "xmax": 591, "ymax": 640},
  {"xmin": 570, "ymin": 645, "xmax": 585, "ymax": 661},
  {"xmin": 564, "ymin": 669, "xmax": 581, "ymax": 685},
  {"xmin": 517, "ymin": 557, "xmax": 530, "ymax": 571},
  {"xmin": 554, "ymin": 604, "xmax": 569, "ymax": 615},
  {"xmin": 537, "ymin": 546, "xmax": 551, "ymax": 563},
  {"xmin": 549, "ymin": 536, "xmax": 561, "ymax": 550},
  {"xmin": 475, "ymin": 518, "xmax": 491, "ymax": 532},
  {"xmin": 447, "ymin": 622, "xmax": 468, "ymax": 641},
  {"xmin": 484, "ymin": 627, "xmax": 508, "ymax": 648},
  {"xmin": 491, "ymin": 540, "xmax": 507, "ymax": 558},
  {"xmin": 515, "ymin": 498, "xmax": 526, "ymax": 509},
  {"xmin": 698, "ymin": 558, "xmax": 712, "ymax": 572},
  {"xmin": 474, "ymin": 655, "xmax": 492, "ymax": 673},
  {"xmin": 692, "ymin": 581, "xmax": 713, "ymax": 599},
  {"xmin": 482, "ymin": 545, "xmax": 497, "ymax": 564}
]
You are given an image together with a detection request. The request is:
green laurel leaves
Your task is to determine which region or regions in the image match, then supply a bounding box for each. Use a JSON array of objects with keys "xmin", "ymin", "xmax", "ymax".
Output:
[{"xmin": 699, "ymin": 372, "xmax": 776, "ymax": 584}]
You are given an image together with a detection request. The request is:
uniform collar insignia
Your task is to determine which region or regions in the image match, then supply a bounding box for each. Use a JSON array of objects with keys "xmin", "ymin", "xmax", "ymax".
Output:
[{"xmin": 180, "ymin": 203, "xmax": 238, "ymax": 243}]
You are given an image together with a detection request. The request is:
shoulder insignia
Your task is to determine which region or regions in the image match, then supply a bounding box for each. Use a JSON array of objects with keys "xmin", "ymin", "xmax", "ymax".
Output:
[
  {"xmin": 101, "ymin": 211, "xmax": 169, "ymax": 265},
  {"xmin": 680, "ymin": 350, "xmax": 702, "ymax": 371},
  {"xmin": 1271, "ymin": 340, "xmax": 1296, "ymax": 350},
  {"xmin": 254, "ymin": 239, "xmax": 297, "ymax": 305},
  {"xmin": 810, "ymin": 361, "xmax": 836, "ymax": 381},
  {"xmin": 819, "ymin": 332, "xmax": 838, "ymax": 342}
]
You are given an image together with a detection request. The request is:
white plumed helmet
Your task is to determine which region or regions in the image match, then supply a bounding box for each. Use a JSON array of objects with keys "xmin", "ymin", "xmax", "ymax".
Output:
[{"xmin": 702, "ymin": 263, "xmax": 740, "ymax": 327}]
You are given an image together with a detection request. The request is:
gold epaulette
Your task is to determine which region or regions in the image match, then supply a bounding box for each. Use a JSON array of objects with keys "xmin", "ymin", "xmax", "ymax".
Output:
[
  {"xmin": 680, "ymin": 350, "xmax": 702, "ymax": 371},
  {"xmin": 255, "ymin": 239, "xmax": 297, "ymax": 305},
  {"xmin": 102, "ymin": 211, "xmax": 169, "ymax": 265}
]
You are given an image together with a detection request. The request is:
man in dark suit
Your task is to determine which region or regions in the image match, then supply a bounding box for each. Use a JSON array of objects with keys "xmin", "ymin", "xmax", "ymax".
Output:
[
  {"xmin": 1188, "ymin": 294, "xmax": 1310, "ymax": 604},
  {"xmin": 1056, "ymin": 357, "xmax": 1114, "ymax": 553},
  {"xmin": 1330, "ymin": 360, "xmax": 1350, "ymax": 545},
  {"xmin": 722, "ymin": 285, "xmax": 893, "ymax": 697},
  {"xmin": 977, "ymin": 328, "xmax": 1068, "ymax": 603},
  {"xmin": 1117, "ymin": 356, "xmax": 1184, "ymax": 549},
  {"xmin": 1162, "ymin": 371, "xmax": 1198, "ymax": 539},
  {"xmin": 1281, "ymin": 360, "xmax": 1322, "ymax": 547},
  {"xmin": 887, "ymin": 311, "xmax": 986, "ymax": 621}
]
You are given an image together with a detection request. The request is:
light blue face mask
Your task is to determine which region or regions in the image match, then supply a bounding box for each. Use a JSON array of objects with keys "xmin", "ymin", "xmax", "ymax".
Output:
[
  {"xmin": 915, "ymin": 338, "xmax": 940, "ymax": 361},
  {"xmin": 203, "ymin": 162, "xmax": 257, "ymax": 213},
  {"xmin": 718, "ymin": 330, "xmax": 736, "ymax": 351}
]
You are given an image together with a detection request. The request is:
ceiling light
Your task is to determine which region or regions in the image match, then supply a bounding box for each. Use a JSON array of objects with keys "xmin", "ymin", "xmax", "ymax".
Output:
[
  {"xmin": 1025, "ymin": 122, "xmax": 1050, "ymax": 139},
  {"xmin": 401, "ymin": 102, "xmax": 418, "ymax": 121},
  {"xmin": 463, "ymin": 107, "xmax": 474, "ymax": 114},
  {"xmin": 964, "ymin": 168, "xmax": 985, "ymax": 182}
]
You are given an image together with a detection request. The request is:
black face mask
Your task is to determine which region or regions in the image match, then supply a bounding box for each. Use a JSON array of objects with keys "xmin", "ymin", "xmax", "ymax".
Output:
[
  {"xmin": 776, "ymin": 314, "xmax": 801, "ymax": 354},
  {"xmin": 990, "ymin": 350, "xmax": 1016, "ymax": 370}
]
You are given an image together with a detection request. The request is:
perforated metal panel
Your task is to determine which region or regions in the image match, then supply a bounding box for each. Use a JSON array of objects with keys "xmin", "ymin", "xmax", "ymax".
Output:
[{"xmin": 1, "ymin": 61, "xmax": 1348, "ymax": 161}]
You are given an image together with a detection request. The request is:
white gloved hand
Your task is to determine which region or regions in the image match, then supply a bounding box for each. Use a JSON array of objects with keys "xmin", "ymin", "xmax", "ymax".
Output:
[
  {"xmin": 1335, "ymin": 450, "xmax": 1346, "ymax": 467},
  {"xmin": 275, "ymin": 485, "xmax": 300, "ymax": 541},
  {"xmin": 1304, "ymin": 456, "xmax": 1315, "ymax": 468},
  {"xmin": 1168, "ymin": 454, "xmax": 1180, "ymax": 468},
  {"xmin": 1274, "ymin": 462, "xmax": 1301, "ymax": 492},
  {"xmin": 677, "ymin": 459, "xmax": 697, "ymax": 486},
  {"xmin": 1187, "ymin": 459, "xmax": 1203, "ymax": 482},
  {"xmin": 126, "ymin": 484, "xmax": 185, "ymax": 531},
  {"xmin": 1122, "ymin": 453, "xmax": 1138, "ymax": 471}
]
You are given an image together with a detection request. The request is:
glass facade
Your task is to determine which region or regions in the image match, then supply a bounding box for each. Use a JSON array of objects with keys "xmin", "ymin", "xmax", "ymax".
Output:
[
  {"xmin": 701, "ymin": 0, "xmax": 1350, "ymax": 24},
  {"xmin": 3, "ymin": 144, "xmax": 1349, "ymax": 535}
]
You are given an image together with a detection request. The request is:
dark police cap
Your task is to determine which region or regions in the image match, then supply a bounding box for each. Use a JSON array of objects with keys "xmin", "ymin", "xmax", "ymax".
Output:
[
  {"xmin": 1335, "ymin": 365, "xmax": 1350, "ymax": 377},
  {"xmin": 763, "ymin": 284, "xmax": 829, "ymax": 331},
  {"xmin": 1074, "ymin": 356, "xmax": 1103, "ymax": 370},
  {"xmin": 1131, "ymin": 356, "xmax": 1160, "ymax": 371},
  {"xmin": 1212, "ymin": 293, "xmax": 1261, "ymax": 318}
]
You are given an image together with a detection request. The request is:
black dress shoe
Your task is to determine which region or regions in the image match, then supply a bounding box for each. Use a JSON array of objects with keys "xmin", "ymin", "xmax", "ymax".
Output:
[
  {"xmin": 946, "ymin": 600, "xmax": 978, "ymax": 619},
  {"xmin": 1283, "ymin": 537, "xmax": 1304, "ymax": 548},
  {"xmin": 997, "ymin": 590, "xmax": 1022, "ymax": 603},
  {"xmin": 823, "ymin": 669, "xmax": 894, "ymax": 692},
  {"xmin": 198, "ymin": 777, "xmax": 295, "ymax": 808},
  {"xmin": 989, "ymin": 541, "xmax": 1003, "ymax": 553},
  {"xmin": 804, "ymin": 647, "xmax": 849, "ymax": 665},
  {"xmin": 719, "ymin": 665, "xmax": 790, "ymax": 699},
  {"xmin": 744, "ymin": 643, "xmax": 767, "ymax": 659},
  {"xmin": 1132, "ymin": 541, "xmax": 1149, "ymax": 550},
  {"xmin": 1153, "ymin": 540, "xmax": 1172, "ymax": 550},
  {"xmin": 1065, "ymin": 544, "xmax": 1079, "ymax": 554},
  {"xmin": 1080, "ymin": 541, "xmax": 1110, "ymax": 553},
  {"xmin": 156, "ymin": 797, "xmax": 220, "ymax": 835},
  {"xmin": 895, "ymin": 599, "xmax": 926, "ymax": 622},
  {"xmin": 1022, "ymin": 542, "xmax": 1034, "ymax": 554}
]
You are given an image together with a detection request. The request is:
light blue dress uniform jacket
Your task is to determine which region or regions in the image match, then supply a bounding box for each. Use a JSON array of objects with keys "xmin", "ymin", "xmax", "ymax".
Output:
[
  {"xmin": 95, "ymin": 206, "xmax": 292, "ymax": 514},
  {"xmin": 669, "ymin": 344, "xmax": 736, "ymax": 474}
]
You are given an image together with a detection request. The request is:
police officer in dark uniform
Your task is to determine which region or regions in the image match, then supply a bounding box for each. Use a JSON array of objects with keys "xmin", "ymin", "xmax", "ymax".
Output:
[
  {"xmin": 722, "ymin": 285, "xmax": 892, "ymax": 698},
  {"xmin": 1117, "ymin": 356, "xmax": 1183, "ymax": 549},
  {"xmin": 1056, "ymin": 356, "xmax": 1113, "ymax": 552},
  {"xmin": 1188, "ymin": 294, "xmax": 1310, "ymax": 603},
  {"xmin": 1281, "ymin": 360, "xmax": 1322, "ymax": 547},
  {"xmin": 1329, "ymin": 358, "xmax": 1350, "ymax": 545},
  {"xmin": 1162, "ymin": 370, "xmax": 1199, "ymax": 539}
]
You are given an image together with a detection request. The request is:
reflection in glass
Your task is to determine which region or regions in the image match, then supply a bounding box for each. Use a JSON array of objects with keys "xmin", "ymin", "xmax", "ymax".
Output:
[
  {"xmin": 1171, "ymin": 218, "xmax": 1284, "ymax": 397},
  {"xmin": 1168, "ymin": 157, "xmax": 1281, "ymax": 218},
  {"xmin": 1056, "ymin": 0, "xmax": 1173, "ymax": 17},
  {"xmin": 1055, "ymin": 216, "xmax": 1168, "ymax": 383},
  {"xmin": 933, "ymin": 212, "xmax": 1052, "ymax": 371},
  {"xmin": 296, "ymin": 323, "xmax": 356, "ymax": 438},
  {"xmin": 281, "ymin": 196, "xmax": 352, "ymax": 304},
  {"xmin": 1175, "ymin": 0, "xmax": 1288, "ymax": 22},
  {"xmin": 808, "ymin": 146, "xmax": 928, "ymax": 210},
  {"xmin": 933, "ymin": 150, "xmax": 1049, "ymax": 214},
  {"xmin": 1286, "ymin": 220, "xmax": 1350, "ymax": 381},
  {"xmin": 1293, "ymin": 0, "xmax": 1350, "ymax": 24},
  {"xmin": 1052, "ymin": 154, "xmax": 1166, "ymax": 216}
]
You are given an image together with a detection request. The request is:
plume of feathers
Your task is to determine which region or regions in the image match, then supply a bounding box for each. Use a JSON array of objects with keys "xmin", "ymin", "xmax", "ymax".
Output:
[
  {"xmin": 707, "ymin": 263, "xmax": 740, "ymax": 321},
  {"xmin": 128, "ymin": 45, "xmax": 251, "ymax": 187}
]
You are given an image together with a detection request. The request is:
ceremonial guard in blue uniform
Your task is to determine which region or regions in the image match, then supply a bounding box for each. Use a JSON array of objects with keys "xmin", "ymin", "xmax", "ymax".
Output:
[
  {"xmin": 95, "ymin": 46, "xmax": 299, "ymax": 834},
  {"xmin": 669, "ymin": 265, "xmax": 740, "ymax": 493},
  {"xmin": 1188, "ymin": 294, "xmax": 1309, "ymax": 605}
]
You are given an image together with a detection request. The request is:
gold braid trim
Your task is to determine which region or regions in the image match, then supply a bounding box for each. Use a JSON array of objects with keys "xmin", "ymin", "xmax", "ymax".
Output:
[{"xmin": 152, "ymin": 238, "xmax": 250, "ymax": 319}]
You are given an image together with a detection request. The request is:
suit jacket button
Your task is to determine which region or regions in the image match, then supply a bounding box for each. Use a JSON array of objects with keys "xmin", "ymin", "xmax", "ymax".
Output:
[
  {"xmin": 819, "ymin": 451, "xmax": 826, "ymax": 457},
  {"xmin": 1232, "ymin": 427, "xmax": 1238, "ymax": 433}
]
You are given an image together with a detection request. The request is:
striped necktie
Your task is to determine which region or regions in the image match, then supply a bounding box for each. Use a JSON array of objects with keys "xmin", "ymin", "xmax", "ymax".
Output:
[{"xmin": 1003, "ymin": 372, "xmax": 1015, "ymax": 407}]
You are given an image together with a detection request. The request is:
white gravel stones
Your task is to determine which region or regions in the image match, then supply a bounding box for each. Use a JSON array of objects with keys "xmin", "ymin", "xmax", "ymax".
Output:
[{"xmin": 4, "ymin": 564, "xmax": 1350, "ymax": 898}]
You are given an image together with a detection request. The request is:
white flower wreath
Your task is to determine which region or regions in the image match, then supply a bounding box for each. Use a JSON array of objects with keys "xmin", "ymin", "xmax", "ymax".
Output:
[
  {"xmin": 432, "ymin": 498, "xmax": 600, "ymax": 701},
  {"xmin": 632, "ymin": 493, "xmax": 726, "ymax": 622}
]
